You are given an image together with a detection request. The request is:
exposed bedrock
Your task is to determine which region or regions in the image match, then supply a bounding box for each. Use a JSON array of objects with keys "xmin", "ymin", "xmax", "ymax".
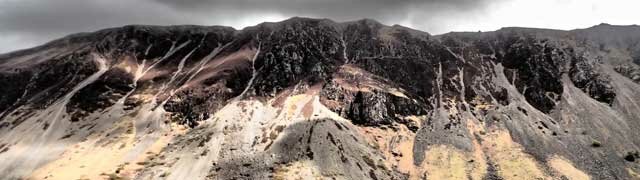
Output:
[{"xmin": 0, "ymin": 18, "xmax": 639, "ymax": 179}]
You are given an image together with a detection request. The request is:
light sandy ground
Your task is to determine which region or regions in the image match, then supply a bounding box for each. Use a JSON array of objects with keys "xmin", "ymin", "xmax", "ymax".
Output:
[
  {"xmin": 423, "ymin": 145, "xmax": 477, "ymax": 180},
  {"xmin": 547, "ymin": 155, "xmax": 590, "ymax": 180},
  {"xmin": 483, "ymin": 129, "xmax": 549, "ymax": 179},
  {"xmin": 29, "ymin": 110, "xmax": 189, "ymax": 180},
  {"xmin": 628, "ymin": 168, "xmax": 640, "ymax": 179},
  {"xmin": 413, "ymin": 117, "xmax": 487, "ymax": 180},
  {"xmin": 273, "ymin": 160, "xmax": 325, "ymax": 180}
]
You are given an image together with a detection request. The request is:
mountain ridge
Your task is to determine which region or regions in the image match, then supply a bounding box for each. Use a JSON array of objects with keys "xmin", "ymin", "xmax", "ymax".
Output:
[
  {"xmin": 0, "ymin": 17, "xmax": 640, "ymax": 179},
  {"xmin": 4, "ymin": 17, "xmax": 639, "ymax": 57}
]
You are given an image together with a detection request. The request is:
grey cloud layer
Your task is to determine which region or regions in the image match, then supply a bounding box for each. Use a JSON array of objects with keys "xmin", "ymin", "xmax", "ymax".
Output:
[
  {"xmin": 155, "ymin": 0, "xmax": 495, "ymax": 26},
  {"xmin": 0, "ymin": 0, "xmax": 496, "ymax": 53}
]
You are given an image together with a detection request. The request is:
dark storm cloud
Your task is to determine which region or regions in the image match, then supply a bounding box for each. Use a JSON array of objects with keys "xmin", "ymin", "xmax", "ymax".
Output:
[
  {"xmin": 0, "ymin": 0, "xmax": 271, "ymax": 54},
  {"xmin": 154, "ymin": 0, "xmax": 496, "ymax": 27},
  {"xmin": 0, "ymin": 0, "xmax": 183, "ymax": 34},
  {"xmin": 0, "ymin": 0, "xmax": 197, "ymax": 53},
  {"xmin": 0, "ymin": 0, "xmax": 499, "ymax": 53}
]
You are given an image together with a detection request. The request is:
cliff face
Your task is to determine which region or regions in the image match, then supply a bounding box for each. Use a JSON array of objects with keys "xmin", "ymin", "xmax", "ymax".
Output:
[{"xmin": 0, "ymin": 18, "xmax": 639, "ymax": 179}]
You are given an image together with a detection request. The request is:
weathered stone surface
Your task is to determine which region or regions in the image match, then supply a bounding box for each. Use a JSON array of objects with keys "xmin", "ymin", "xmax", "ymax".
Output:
[{"xmin": 1, "ymin": 18, "xmax": 640, "ymax": 180}]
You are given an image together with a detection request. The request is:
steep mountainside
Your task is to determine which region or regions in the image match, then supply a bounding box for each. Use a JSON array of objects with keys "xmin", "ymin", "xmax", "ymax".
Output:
[{"xmin": 1, "ymin": 17, "xmax": 640, "ymax": 179}]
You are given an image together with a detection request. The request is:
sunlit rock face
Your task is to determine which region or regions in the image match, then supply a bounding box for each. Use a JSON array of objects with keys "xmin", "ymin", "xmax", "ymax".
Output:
[{"xmin": 1, "ymin": 18, "xmax": 640, "ymax": 180}]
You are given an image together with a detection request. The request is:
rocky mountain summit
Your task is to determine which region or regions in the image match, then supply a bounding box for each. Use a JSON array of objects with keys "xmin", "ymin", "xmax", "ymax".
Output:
[{"xmin": 1, "ymin": 17, "xmax": 640, "ymax": 179}]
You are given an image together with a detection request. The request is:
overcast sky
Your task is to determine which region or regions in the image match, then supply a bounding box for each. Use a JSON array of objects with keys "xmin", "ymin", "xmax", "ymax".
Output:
[{"xmin": 0, "ymin": 0, "xmax": 638, "ymax": 54}]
